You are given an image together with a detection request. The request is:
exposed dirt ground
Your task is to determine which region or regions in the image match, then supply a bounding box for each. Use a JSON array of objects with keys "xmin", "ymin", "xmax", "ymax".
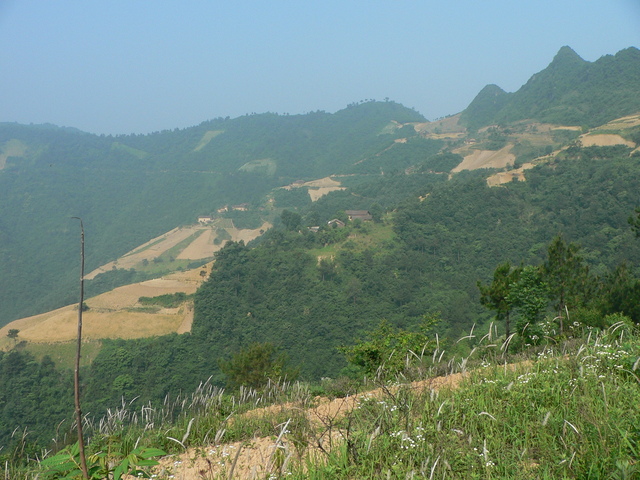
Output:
[
  {"xmin": 156, "ymin": 373, "xmax": 470, "ymax": 480},
  {"xmin": 87, "ymin": 221, "xmax": 270, "ymax": 278},
  {"xmin": 486, "ymin": 162, "xmax": 535, "ymax": 186},
  {"xmin": 230, "ymin": 222, "xmax": 272, "ymax": 243},
  {"xmin": 452, "ymin": 145, "xmax": 516, "ymax": 172},
  {"xmin": 156, "ymin": 362, "xmax": 533, "ymax": 480},
  {"xmin": 86, "ymin": 227, "xmax": 202, "ymax": 279},
  {"xmin": 579, "ymin": 133, "xmax": 636, "ymax": 148},
  {"xmin": 0, "ymin": 266, "xmax": 211, "ymax": 343},
  {"xmin": 1, "ymin": 219, "xmax": 272, "ymax": 344},
  {"xmin": 177, "ymin": 228, "xmax": 220, "ymax": 260},
  {"xmin": 413, "ymin": 114, "xmax": 465, "ymax": 135},
  {"xmin": 282, "ymin": 177, "xmax": 346, "ymax": 202},
  {"xmin": 596, "ymin": 114, "xmax": 640, "ymax": 130}
]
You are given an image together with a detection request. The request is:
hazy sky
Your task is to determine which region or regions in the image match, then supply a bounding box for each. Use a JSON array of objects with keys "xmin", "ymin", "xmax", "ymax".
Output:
[{"xmin": 1, "ymin": 1, "xmax": 639, "ymax": 135}]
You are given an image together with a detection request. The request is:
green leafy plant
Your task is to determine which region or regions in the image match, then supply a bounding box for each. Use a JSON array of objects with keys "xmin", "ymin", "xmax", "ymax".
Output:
[
  {"xmin": 340, "ymin": 315, "xmax": 439, "ymax": 376},
  {"xmin": 219, "ymin": 342, "xmax": 299, "ymax": 389},
  {"xmin": 40, "ymin": 442, "xmax": 165, "ymax": 480}
]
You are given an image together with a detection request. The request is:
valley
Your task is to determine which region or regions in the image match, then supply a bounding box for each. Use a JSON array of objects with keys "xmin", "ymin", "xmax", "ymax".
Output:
[
  {"xmin": 2, "ymin": 110, "xmax": 638, "ymax": 363},
  {"xmin": 2, "ymin": 45, "xmax": 640, "ymax": 478}
]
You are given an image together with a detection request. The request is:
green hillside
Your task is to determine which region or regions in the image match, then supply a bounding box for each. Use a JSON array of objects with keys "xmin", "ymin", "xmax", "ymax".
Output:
[
  {"xmin": 461, "ymin": 46, "xmax": 640, "ymax": 130},
  {"xmin": 69, "ymin": 146, "xmax": 640, "ymax": 424},
  {"xmin": 0, "ymin": 101, "xmax": 423, "ymax": 325}
]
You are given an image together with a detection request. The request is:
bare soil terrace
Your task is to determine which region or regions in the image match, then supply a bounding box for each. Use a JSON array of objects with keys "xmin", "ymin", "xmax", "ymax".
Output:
[
  {"xmin": 282, "ymin": 176, "xmax": 346, "ymax": 202},
  {"xmin": 452, "ymin": 145, "xmax": 516, "ymax": 172},
  {"xmin": 0, "ymin": 266, "xmax": 209, "ymax": 343},
  {"xmin": 0, "ymin": 221, "xmax": 270, "ymax": 345}
]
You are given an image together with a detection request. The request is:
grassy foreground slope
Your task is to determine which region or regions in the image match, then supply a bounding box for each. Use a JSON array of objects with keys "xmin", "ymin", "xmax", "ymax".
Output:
[{"xmin": 23, "ymin": 322, "xmax": 640, "ymax": 479}]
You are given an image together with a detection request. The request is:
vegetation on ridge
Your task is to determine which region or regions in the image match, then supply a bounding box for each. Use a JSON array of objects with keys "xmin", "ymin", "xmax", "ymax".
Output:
[
  {"xmin": 461, "ymin": 46, "xmax": 640, "ymax": 130},
  {"xmin": 0, "ymin": 101, "xmax": 422, "ymax": 326}
]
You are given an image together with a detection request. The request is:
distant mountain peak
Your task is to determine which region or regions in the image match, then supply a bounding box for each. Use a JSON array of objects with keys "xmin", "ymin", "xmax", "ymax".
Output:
[
  {"xmin": 614, "ymin": 46, "xmax": 640, "ymax": 60},
  {"xmin": 554, "ymin": 45, "xmax": 584, "ymax": 60},
  {"xmin": 546, "ymin": 45, "xmax": 587, "ymax": 72},
  {"xmin": 461, "ymin": 46, "xmax": 640, "ymax": 129},
  {"xmin": 477, "ymin": 84, "xmax": 507, "ymax": 96},
  {"xmin": 459, "ymin": 84, "xmax": 510, "ymax": 130}
]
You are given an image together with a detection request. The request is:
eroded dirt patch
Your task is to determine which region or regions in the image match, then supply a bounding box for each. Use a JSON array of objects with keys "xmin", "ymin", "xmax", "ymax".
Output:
[
  {"xmin": 282, "ymin": 177, "xmax": 346, "ymax": 202},
  {"xmin": 452, "ymin": 145, "xmax": 516, "ymax": 172},
  {"xmin": 486, "ymin": 162, "xmax": 535, "ymax": 186},
  {"xmin": 580, "ymin": 134, "xmax": 635, "ymax": 148}
]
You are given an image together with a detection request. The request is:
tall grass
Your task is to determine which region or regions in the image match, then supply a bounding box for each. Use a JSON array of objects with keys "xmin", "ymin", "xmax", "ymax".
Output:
[
  {"xmin": 287, "ymin": 322, "xmax": 640, "ymax": 479},
  {"xmin": 9, "ymin": 322, "xmax": 640, "ymax": 479},
  {"xmin": 76, "ymin": 376, "xmax": 315, "ymax": 455}
]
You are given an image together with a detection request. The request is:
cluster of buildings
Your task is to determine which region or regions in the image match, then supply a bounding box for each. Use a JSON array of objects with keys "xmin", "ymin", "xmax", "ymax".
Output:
[
  {"xmin": 308, "ymin": 210, "xmax": 373, "ymax": 232},
  {"xmin": 197, "ymin": 204, "xmax": 252, "ymax": 224}
]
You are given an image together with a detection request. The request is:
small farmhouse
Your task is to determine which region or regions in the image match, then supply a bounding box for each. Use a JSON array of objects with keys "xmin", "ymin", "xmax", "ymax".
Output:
[
  {"xmin": 345, "ymin": 210, "xmax": 373, "ymax": 221},
  {"xmin": 197, "ymin": 215, "xmax": 213, "ymax": 224},
  {"xmin": 327, "ymin": 219, "xmax": 346, "ymax": 228}
]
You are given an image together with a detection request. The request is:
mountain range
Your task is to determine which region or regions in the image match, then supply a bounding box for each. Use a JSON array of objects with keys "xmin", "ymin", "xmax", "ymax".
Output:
[
  {"xmin": 2, "ymin": 45, "xmax": 640, "ymax": 452},
  {"xmin": 0, "ymin": 45, "xmax": 637, "ymax": 327}
]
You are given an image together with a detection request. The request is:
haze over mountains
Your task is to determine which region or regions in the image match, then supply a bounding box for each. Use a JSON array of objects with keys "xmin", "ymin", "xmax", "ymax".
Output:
[{"xmin": 0, "ymin": 45, "xmax": 639, "ymax": 328}]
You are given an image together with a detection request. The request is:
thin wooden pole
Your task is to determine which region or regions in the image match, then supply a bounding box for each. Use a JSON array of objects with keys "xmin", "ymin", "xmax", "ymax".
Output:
[{"xmin": 72, "ymin": 217, "xmax": 89, "ymax": 480}]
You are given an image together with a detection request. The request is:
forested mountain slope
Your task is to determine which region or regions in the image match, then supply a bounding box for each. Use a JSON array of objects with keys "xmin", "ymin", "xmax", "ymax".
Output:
[
  {"xmin": 193, "ymin": 151, "xmax": 640, "ymax": 373},
  {"xmin": 4, "ymin": 142, "xmax": 640, "ymax": 450},
  {"xmin": 461, "ymin": 46, "xmax": 640, "ymax": 130},
  {"xmin": 77, "ymin": 147, "xmax": 640, "ymax": 410},
  {"xmin": 0, "ymin": 101, "xmax": 423, "ymax": 325}
]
